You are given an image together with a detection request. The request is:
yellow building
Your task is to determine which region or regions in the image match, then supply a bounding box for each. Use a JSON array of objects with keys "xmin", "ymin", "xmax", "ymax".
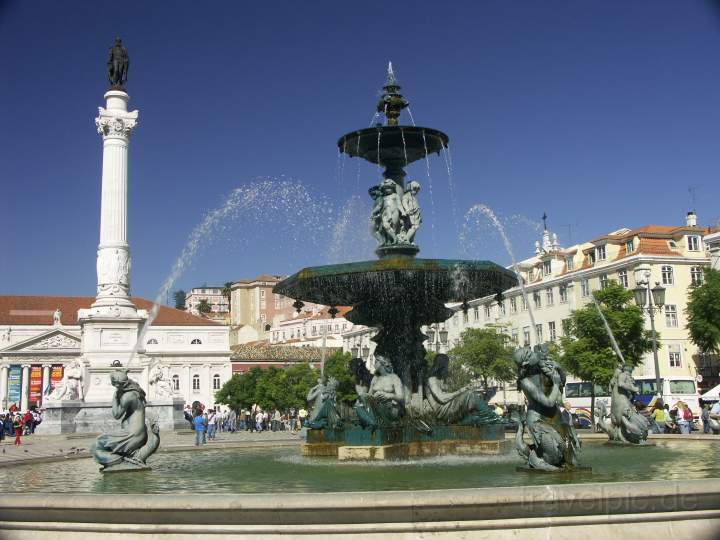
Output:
[{"xmin": 447, "ymin": 211, "xmax": 717, "ymax": 397}]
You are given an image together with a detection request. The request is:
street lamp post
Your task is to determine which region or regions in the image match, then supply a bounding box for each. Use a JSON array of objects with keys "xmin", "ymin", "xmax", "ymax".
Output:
[
  {"xmin": 633, "ymin": 265, "xmax": 666, "ymax": 398},
  {"xmin": 426, "ymin": 324, "xmax": 448, "ymax": 353}
]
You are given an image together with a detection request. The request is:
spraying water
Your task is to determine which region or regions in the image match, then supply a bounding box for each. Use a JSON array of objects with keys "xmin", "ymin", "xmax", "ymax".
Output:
[
  {"xmin": 463, "ymin": 204, "xmax": 539, "ymax": 341},
  {"xmin": 127, "ymin": 179, "xmax": 330, "ymax": 366},
  {"xmin": 590, "ymin": 292, "xmax": 625, "ymax": 363}
]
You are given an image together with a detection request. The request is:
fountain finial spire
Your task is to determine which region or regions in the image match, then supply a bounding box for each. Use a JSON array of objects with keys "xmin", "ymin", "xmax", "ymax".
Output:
[{"xmin": 378, "ymin": 62, "xmax": 408, "ymax": 126}]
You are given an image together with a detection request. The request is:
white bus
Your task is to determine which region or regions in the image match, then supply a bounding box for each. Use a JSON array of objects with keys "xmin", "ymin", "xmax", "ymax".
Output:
[{"xmin": 564, "ymin": 376, "xmax": 701, "ymax": 427}]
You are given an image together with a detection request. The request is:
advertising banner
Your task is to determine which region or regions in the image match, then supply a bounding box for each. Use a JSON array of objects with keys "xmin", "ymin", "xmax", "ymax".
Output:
[
  {"xmin": 50, "ymin": 365, "xmax": 64, "ymax": 393},
  {"xmin": 29, "ymin": 366, "xmax": 43, "ymax": 406},
  {"xmin": 7, "ymin": 365, "xmax": 22, "ymax": 407}
]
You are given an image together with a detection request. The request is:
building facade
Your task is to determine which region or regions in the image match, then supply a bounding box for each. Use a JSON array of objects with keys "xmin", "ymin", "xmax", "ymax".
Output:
[
  {"xmin": 185, "ymin": 286, "xmax": 230, "ymax": 321},
  {"xmin": 445, "ymin": 212, "xmax": 715, "ymax": 395},
  {"xmin": 270, "ymin": 306, "xmax": 353, "ymax": 350},
  {"xmin": 0, "ymin": 296, "xmax": 231, "ymax": 411}
]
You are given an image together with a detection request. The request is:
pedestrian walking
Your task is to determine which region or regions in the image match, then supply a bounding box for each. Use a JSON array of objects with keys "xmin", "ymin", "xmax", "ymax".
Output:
[{"xmin": 193, "ymin": 412, "xmax": 207, "ymax": 446}]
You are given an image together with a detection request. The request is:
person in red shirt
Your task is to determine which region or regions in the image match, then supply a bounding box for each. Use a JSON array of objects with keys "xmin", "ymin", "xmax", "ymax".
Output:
[
  {"xmin": 13, "ymin": 414, "xmax": 23, "ymax": 445},
  {"xmin": 9, "ymin": 403, "xmax": 18, "ymax": 413},
  {"xmin": 22, "ymin": 411, "xmax": 33, "ymax": 435}
]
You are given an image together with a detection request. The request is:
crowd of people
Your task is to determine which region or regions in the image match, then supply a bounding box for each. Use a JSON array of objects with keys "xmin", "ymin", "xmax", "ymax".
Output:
[
  {"xmin": 0, "ymin": 404, "xmax": 42, "ymax": 446},
  {"xmin": 183, "ymin": 404, "xmax": 310, "ymax": 446},
  {"xmin": 637, "ymin": 399, "xmax": 720, "ymax": 435}
]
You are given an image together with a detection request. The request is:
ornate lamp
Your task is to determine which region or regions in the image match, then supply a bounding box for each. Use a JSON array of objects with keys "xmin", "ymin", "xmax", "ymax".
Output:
[
  {"xmin": 439, "ymin": 328, "xmax": 449, "ymax": 345},
  {"xmin": 651, "ymin": 283, "xmax": 666, "ymax": 308},
  {"xmin": 362, "ymin": 346, "xmax": 370, "ymax": 358},
  {"xmin": 632, "ymin": 285, "xmax": 648, "ymax": 307}
]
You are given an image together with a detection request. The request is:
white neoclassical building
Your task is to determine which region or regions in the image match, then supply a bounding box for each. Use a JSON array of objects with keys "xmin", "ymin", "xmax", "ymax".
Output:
[{"xmin": 0, "ymin": 297, "xmax": 230, "ymax": 411}]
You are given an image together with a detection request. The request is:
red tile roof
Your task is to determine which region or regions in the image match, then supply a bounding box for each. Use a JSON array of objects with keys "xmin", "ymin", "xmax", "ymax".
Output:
[{"xmin": 0, "ymin": 296, "xmax": 221, "ymax": 326}]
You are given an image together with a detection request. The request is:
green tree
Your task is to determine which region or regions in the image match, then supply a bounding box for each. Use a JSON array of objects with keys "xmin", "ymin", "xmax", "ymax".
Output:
[
  {"xmin": 222, "ymin": 282, "xmax": 233, "ymax": 316},
  {"xmin": 281, "ymin": 363, "xmax": 319, "ymax": 409},
  {"xmin": 197, "ymin": 298, "xmax": 212, "ymax": 314},
  {"xmin": 323, "ymin": 350, "xmax": 356, "ymax": 404},
  {"xmin": 173, "ymin": 290, "xmax": 186, "ymax": 310},
  {"xmin": 447, "ymin": 327, "xmax": 515, "ymax": 397},
  {"xmin": 254, "ymin": 366, "xmax": 285, "ymax": 410},
  {"xmin": 560, "ymin": 281, "xmax": 655, "ymax": 429},
  {"xmin": 686, "ymin": 268, "xmax": 720, "ymax": 356},
  {"xmin": 215, "ymin": 367, "xmax": 263, "ymax": 411}
]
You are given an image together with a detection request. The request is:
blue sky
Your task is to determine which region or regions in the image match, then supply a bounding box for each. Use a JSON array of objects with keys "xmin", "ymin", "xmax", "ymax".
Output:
[{"xmin": 2, "ymin": 1, "xmax": 720, "ymax": 302}]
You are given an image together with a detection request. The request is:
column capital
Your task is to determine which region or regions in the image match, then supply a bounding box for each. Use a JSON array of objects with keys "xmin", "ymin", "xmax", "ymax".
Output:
[
  {"xmin": 21, "ymin": 364, "xmax": 31, "ymax": 369},
  {"xmin": 96, "ymin": 106, "xmax": 138, "ymax": 139},
  {"xmin": 41, "ymin": 363, "xmax": 52, "ymax": 369}
]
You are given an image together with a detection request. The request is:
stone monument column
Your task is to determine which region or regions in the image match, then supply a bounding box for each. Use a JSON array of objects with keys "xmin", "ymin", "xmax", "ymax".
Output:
[{"xmin": 92, "ymin": 90, "xmax": 139, "ymax": 317}]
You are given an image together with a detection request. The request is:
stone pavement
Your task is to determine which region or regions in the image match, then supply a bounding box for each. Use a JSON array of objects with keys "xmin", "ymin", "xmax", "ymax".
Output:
[{"xmin": 0, "ymin": 429, "xmax": 302, "ymax": 467}]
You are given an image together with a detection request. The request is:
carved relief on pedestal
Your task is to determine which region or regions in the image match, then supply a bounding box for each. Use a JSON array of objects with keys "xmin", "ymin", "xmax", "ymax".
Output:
[
  {"xmin": 96, "ymin": 248, "xmax": 131, "ymax": 297},
  {"xmin": 95, "ymin": 108, "xmax": 138, "ymax": 139}
]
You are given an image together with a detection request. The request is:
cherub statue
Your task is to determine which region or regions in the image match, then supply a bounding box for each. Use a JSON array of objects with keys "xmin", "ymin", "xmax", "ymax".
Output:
[
  {"xmin": 401, "ymin": 181, "xmax": 422, "ymax": 243},
  {"xmin": 379, "ymin": 178, "xmax": 405, "ymax": 244}
]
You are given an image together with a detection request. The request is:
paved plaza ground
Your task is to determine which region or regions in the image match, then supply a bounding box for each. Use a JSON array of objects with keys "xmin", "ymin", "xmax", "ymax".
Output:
[{"xmin": 1, "ymin": 429, "xmax": 715, "ymax": 468}]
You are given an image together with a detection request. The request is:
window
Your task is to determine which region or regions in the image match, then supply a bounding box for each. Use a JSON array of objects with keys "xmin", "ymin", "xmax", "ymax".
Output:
[
  {"xmin": 665, "ymin": 305, "xmax": 678, "ymax": 328},
  {"xmin": 521, "ymin": 295, "xmax": 528, "ymax": 311},
  {"xmin": 522, "ymin": 327, "xmax": 531, "ymax": 347},
  {"xmin": 463, "ymin": 311, "xmax": 468, "ymax": 324},
  {"xmin": 473, "ymin": 306, "xmax": 479, "ymax": 321},
  {"xmin": 499, "ymin": 301, "xmax": 506, "ymax": 316},
  {"xmin": 596, "ymin": 245, "xmax": 607, "ymax": 261},
  {"xmin": 533, "ymin": 291, "xmax": 542, "ymax": 309},
  {"xmin": 484, "ymin": 305, "xmax": 491, "ymax": 318},
  {"xmin": 599, "ymin": 273, "xmax": 609, "ymax": 289},
  {"xmin": 668, "ymin": 345, "xmax": 682, "ymax": 368},
  {"xmin": 535, "ymin": 324, "xmax": 543, "ymax": 343},
  {"xmin": 260, "ymin": 290, "xmax": 265, "ymax": 298},
  {"xmin": 548, "ymin": 321, "xmax": 556, "ymax": 341},
  {"xmin": 545, "ymin": 288, "xmax": 554, "ymax": 306},
  {"xmin": 625, "ymin": 239, "xmax": 635, "ymax": 253},
  {"xmin": 192, "ymin": 374, "xmax": 200, "ymax": 392},
  {"xmin": 669, "ymin": 379, "xmax": 695, "ymax": 393},
  {"xmin": 511, "ymin": 328, "xmax": 519, "ymax": 345},
  {"xmin": 146, "ymin": 338, "xmax": 158, "ymax": 345},
  {"xmin": 661, "ymin": 266, "xmax": 674, "ymax": 285},
  {"xmin": 581, "ymin": 279, "xmax": 590, "ymax": 297},
  {"xmin": 510, "ymin": 297, "xmax": 517, "ymax": 313},
  {"xmin": 566, "ymin": 257, "xmax": 575, "ymax": 271},
  {"xmin": 191, "ymin": 338, "xmax": 202, "ymax": 345},
  {"xmin": 213, "ymin": 374, "xmax": 221, "ymax": 390},
  {"xmin": 559, "ymin": 284, "xmax": 568, "ymax": 304},
  {"xmin": 691, "ymin": 266, "xmax": 704, "ymax": 286},
  {"xmin": 687, "ymin": 235, "xmax": 701, "ymax": 251},
  {"xmin": 543, "ymin": 260, "xmax": 552, "ymax": 276},
  {"xmin": 618, "ymin": 270, "xmax": 628, "ymax": 289},
  {"xmin": 588, "ymin": 251, "xmax": 596, "ymax": 264},
  {"xmin": 561, "ymin": 319, "xmax": 571, "ymax": 336},
  {"xmin": 171, "ymin": 375, "xmax": 179, "ymax": 391},
  {"xmin": 312, "ymin": 326, "xmax": 317, "ymax": 336}
]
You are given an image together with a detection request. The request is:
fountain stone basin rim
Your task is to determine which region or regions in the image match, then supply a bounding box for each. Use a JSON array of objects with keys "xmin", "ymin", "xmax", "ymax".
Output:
[
  {"xmin": 273, "ymin": 257, "xmax": 518, "ymax": 317},
  {"xmin": 0, "ymin": 479, "xmax": 718, "ymax": 539}
]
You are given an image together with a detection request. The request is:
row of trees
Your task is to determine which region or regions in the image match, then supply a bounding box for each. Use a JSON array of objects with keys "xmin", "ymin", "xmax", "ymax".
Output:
[{"xmin": 215, "ymin": 351, "xmax": 357, "ymax": 411}]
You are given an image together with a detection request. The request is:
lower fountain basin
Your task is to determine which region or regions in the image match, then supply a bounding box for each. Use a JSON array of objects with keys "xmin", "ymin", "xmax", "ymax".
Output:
[{"xmin": 273, "ymin": 258, "xmax": 517, "ymax": 317}]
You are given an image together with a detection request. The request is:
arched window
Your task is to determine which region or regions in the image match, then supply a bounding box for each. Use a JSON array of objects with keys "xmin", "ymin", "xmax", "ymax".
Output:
[
  {"xmin": 172, "ymin": 374, "xmax": 179, "ymax": 391},
  {"xmin": 146, "ymin": 338, "xmax": 158, "ymax": 345},
  {"xmin": 191, "ymin": 338, "xmax": 202, "ymax": 345},
  {"xmin": 213, "ymin": 374, "xmax": 221, "ymax": 390},
  {"xmin": 264, "ymin": 324, "xmax": 271, "ymax": 331},
  {"xmin": 192, "ymin": 374, "xmax": 200, "ymax": 391}
]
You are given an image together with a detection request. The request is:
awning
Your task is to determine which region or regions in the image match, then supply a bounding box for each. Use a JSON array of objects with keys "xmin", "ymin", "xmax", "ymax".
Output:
[{"xmin": 700, "ymin": 383, "xmax": 720, "ymax": 401}]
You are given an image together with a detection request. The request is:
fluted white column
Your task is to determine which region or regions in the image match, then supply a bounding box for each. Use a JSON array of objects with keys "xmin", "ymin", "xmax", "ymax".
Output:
[
  {"xmin": 93, "ymin": 90, "xmax": 138, "ymax": 314},
  {"xmin": 20, "ymin": 364, "xmax": 30, "ymax": 411},
  {"xmin": 41, "ymin": 364, "xmax": 51, "ymax": 406},
  {"xmin": 0, "ymin": 365, "xmax": 8, "ymax": 408}
]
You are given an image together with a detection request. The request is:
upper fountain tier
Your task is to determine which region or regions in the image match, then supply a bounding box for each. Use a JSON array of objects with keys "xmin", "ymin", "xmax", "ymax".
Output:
[{"xmin": 338, "ymin": 62, "xmax": 449, "ymax": 186}]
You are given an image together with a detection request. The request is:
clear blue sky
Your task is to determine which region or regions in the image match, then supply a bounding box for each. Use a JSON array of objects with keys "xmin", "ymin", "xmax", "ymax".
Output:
[{"xmin": 2, "ymin": 1, "xmax": 720, "ymax": 302}]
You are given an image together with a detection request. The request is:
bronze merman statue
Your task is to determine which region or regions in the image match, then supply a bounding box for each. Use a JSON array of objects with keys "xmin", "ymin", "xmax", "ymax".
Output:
[{"xmin": 514, "ymin": 345, "xmax": 581, "ymax": 471}]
